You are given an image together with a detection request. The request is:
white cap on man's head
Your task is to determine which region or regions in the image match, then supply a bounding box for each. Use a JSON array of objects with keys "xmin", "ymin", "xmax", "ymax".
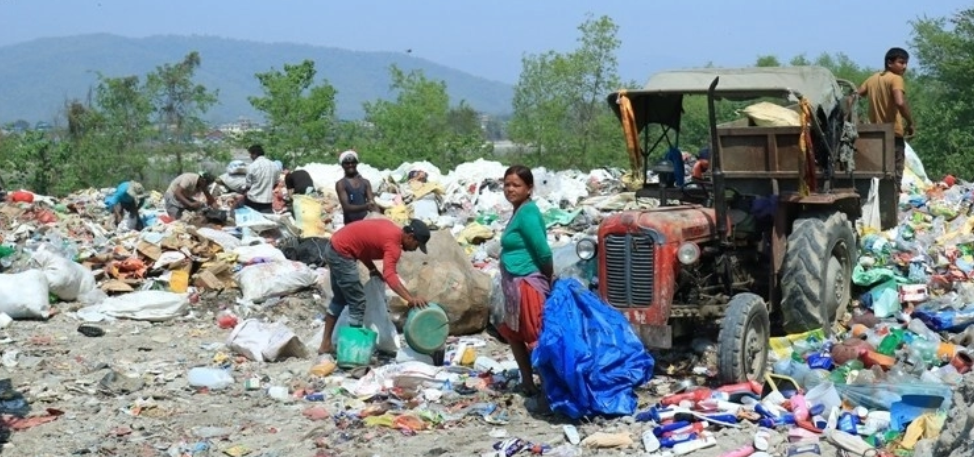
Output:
[{"xmin": 339, "ymin": 150, "xmax": 359, "ymax": 164}]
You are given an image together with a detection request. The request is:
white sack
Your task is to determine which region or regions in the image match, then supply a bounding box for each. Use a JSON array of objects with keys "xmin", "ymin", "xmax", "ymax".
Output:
[
  {"xmin": 30, "ymin": 248, "xmax": 99, "ymax": 302},
  {"xmin": 330, "ymin": 277, "xmax": 400, "ymax": 354},
  {"xmin": 233, "ymin": 244, "xmax": 286, "ymax": 264},
  {"xmin": 76, "ymin": 290, "xmax": 188, "ymax": 322},
  {"xmin": 227, "ymin": 319, "xmax": 308, "ymax": 362},
  {"xmin": 0, "ymin": 270, "xmax": 51, "ymax": 319},
  {"xmin": 236, "ymin": 261, "xmax": 317, "ymax": 303}
]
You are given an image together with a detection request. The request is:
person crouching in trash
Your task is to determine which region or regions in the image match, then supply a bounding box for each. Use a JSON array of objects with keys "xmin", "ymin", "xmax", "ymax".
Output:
[
  {"xmin": 104, "ymin": 180, "xmax": 148, "ymax": 231},
  {"xmin": 317, "ymin": 218, "xmax": 432, "ymax": 355},
  {"xmin": 163, "ymin": 171, "xmax": 217, "ymax": 220}
]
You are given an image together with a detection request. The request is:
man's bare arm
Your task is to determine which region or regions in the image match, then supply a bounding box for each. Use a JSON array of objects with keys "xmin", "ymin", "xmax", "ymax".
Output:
[{"xmin": 893, "ymin": 89, "xmax": 915, "ymax": 134}]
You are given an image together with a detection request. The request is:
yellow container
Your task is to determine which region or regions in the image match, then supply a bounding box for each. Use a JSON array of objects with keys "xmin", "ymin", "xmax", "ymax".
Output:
[{"xmin": 170, "ymin": 270, "xmax": 189, "ymax": 293}]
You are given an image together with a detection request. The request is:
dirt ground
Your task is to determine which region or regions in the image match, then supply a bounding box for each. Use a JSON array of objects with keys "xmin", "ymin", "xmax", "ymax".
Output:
[{"xmin": 0, "ymin": 292, "xmax": 966, "ymax": 457}]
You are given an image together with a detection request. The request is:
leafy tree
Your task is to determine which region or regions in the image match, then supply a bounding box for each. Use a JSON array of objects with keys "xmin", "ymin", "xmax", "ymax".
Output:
[
  {"xmin": 363, "ymin": 65, "xmax": 487, "ymax": 169},
  {"xmin": 756, "ymin": 55, "xmax": 781, "ymax": 67},
  {"xmin": 247, "ymin": 60, "xmax": 339, "ymax": 166},
  {"xmin": 88, "ymin": 74, "xmax": 155, "ymax": 183},
  {"xmin": 509, "ymin": 14, "xmax": 627, "ymax": 170},
  {"xmin": 910, "ymin": 8, "xmax": 974, "ymax": 179},
  {"xmin": 1, "ymin": 130, "xmax": 71, "ymax": 195},
  {"xmin": 145, "ymin": 52, "xmax": 219, "ymax": 174}
]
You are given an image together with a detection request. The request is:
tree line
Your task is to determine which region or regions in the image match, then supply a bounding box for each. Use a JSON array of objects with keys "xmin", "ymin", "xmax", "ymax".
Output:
[{"xmin": 2, "ymin": 9, "xmax": 972, "ymax": 196}]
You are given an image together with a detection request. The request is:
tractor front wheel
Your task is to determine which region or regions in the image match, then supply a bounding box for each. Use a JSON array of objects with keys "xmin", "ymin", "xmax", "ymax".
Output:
[{"xmin": 717, "ymin": 292, "xmax": 770, "ymax": 384}]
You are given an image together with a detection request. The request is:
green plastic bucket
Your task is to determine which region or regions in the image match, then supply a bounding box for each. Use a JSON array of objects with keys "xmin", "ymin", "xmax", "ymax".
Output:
[
  {"xmin": 404, "ymin": 303, "xmax": 450, "ymax": 355},
  {"xmin": 336, "ymin": 326, "xmax": 377, "ymax": 369}
]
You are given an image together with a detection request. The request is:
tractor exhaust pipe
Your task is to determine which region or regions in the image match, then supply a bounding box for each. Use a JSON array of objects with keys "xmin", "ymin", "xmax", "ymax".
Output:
[{"xmin": 707, "ymin": 77, "xmax": 728, "ymax": 242}]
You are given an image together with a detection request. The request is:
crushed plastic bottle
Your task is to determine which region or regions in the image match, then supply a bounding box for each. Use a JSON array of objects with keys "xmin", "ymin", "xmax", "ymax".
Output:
[{"xmin": 187, "ymin": 367, "xmax": 234, "ymax": 390}]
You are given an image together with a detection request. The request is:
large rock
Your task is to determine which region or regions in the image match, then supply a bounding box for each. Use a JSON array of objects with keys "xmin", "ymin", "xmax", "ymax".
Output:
[{"xmin": 388, "ymin": 230, "xmax": 491, "ymax": 335}]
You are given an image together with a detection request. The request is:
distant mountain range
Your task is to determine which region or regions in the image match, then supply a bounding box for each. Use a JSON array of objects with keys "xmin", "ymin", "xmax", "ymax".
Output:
[{"xmin": 0, "ymin": 34, "xmax": 515, "ymax": 125}]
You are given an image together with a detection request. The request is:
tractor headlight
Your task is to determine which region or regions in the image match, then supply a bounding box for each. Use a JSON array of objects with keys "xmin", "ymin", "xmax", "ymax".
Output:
[
  {"xmin": 677, "ymin": 242, "xmax": 701, "ymax": 265},
  {"xmin": 576, "ymin": 238, "xmax": 597, "ymax": 260}
]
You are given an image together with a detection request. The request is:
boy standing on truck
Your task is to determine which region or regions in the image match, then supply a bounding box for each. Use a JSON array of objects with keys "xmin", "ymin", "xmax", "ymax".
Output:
[{"xmin": 857, "ymin": 47, "xmax": 916, "ymax": 192}]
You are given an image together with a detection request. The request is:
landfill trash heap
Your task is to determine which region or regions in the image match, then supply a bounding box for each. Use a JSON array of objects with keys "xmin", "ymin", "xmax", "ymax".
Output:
[{"xmin": 2, "ymin": 155, "xmax": 974, "ymax": 457}]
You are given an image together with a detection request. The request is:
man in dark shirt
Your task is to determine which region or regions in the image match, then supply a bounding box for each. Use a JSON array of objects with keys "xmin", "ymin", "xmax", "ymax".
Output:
[
  {"xmin": 285, "ymin": 167, "xmax": 316, "ymax": 197},
  {"xmin": 335, "ymin": 150, "xmax": 376, "ymax": 225}
]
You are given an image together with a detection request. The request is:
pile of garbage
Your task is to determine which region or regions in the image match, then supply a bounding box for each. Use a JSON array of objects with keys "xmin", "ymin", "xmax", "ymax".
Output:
[{"xmin": 2, "ymin": 151, "xmax": 974, "ymax": 457}]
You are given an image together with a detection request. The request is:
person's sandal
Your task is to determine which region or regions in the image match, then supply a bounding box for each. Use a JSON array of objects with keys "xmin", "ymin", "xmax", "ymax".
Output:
[
  {"xmin": 525, "ymin": 394, "xmax": 552, "ymax": 416},
  {"xmin": 512, "ymin": 383, "xmax": 539, "ymax": 398}
]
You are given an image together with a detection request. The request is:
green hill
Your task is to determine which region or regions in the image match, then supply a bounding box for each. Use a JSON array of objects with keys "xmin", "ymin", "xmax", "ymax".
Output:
[{"xmin": 0, "ymin": 33, "xmax": 514, "ymax": 124}]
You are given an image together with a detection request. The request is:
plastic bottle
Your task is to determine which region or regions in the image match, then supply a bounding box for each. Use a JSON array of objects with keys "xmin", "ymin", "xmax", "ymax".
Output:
[
  {"xmin": 672, "ymin": 435, "xmax": 716, "ymax": 455},
  {"xmin": 187, "ymin": 367, "xmax": 234, "ymax": 390},
  {"xmin": 758, "ymin": 413, "xmax": 796, "ymax": 428},
  {"xmin": 877, "ymin": 329, "xmax": 905, "ymax": 356},
  {"xmin": 642, "ymin": 429, "xmax": 661, "ymax": 452},
  {"xmin": 267, "ymin": 385, "xmax": 290, "ymax": 401},
  {"xmin": 790, "ymin": 394, "xmax": 809, "ymax": 422},
  {"xmin": 661, "ymin": 388, "xmax": 725, "ymax": 406},
  {"xmin": 654, "ymin": 421, "xmax": 692, "ymax": 437},
  {"xmin": 719, "ymin": 444, "xmax": 755, "ymax": 457},
  {"xmin": 911, "ymin": 339, "xmax": 958, "ymax": 365},
  {"xmin": 659, "ymin": 432, "xmax": 698, "ymax": 448},
  {"xmin": 837, "ymin": 412, "xmax": 859, "ymax": 435}
]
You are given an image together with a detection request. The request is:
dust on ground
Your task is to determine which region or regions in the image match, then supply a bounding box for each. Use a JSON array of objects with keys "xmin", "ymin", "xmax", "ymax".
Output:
[{"xmin": 0, "ymin": 292, "xmax": 960, "ymax": 457}]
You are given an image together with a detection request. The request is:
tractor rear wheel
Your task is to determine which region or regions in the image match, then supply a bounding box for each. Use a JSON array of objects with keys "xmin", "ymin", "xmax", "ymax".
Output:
[
  {"xmin": 780, "ymin": 211, "xmax": 856, "ymax": 334},
  {"xmin": 717, "ymin": 292, "xmax": 770, "ymax": 384}
]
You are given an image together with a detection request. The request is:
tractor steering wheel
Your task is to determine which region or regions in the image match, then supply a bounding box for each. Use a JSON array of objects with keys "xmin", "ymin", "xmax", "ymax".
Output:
[{"xmin": 682, "ymin": 180, "xmax": 712, "ymax": 202}]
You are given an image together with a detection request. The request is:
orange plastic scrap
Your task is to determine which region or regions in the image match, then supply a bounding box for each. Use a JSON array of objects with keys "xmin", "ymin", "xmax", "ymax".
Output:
[
  {"xmin": 393, "ymin": 414, "xmax": 426, "ymax": 432},
  {"xmin": 34, "ymin": 209, "xmax": 58, "ymax": 224},
  {"xmin": 108, "ymin": 257, "xmax": 148, "ymax": 279},
  {"xmin": 1, "ymin": 408, "xmax": 63, "ymax": 430}
]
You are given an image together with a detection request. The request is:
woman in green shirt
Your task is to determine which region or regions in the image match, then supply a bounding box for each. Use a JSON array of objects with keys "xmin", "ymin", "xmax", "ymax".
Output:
[{"xmin": 497, "ymin": 165, "xmax": 554, "ymax": 400}]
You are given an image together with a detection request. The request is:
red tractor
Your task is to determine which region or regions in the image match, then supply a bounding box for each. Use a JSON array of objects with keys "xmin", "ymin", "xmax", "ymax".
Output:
[{"xmin": 576, "ymin": 67, "xmax": 899, "ymax": 383}]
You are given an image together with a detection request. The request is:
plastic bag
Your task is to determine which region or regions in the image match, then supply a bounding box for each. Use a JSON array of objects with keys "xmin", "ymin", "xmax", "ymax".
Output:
[
  {"xmin": 234, "ymin": 206, "xmax": 277, "ymax": 232},
  {"xmin": 331, "ymin": 277, "xmax": 400, "ymax": 354},
  {"xmin": 0, "ymin": 270, "xmax": 51, "ymax": 319},
  {"xmin": 835, "ymin": 382, "xmax": 951, "ymax": 411},
  {"xmin": 293, "ymin": 195, "xmax": 327, "ymax": 238},
  {"xmin": 532, "ymin": 278, "xmax": 655, "ymax": 419},
  {"xmin": 233, "ymin": 243, "xmax": 286, "ymax": 264},
  {"xmin": 235, "ymin": 261, "xmax": 317, "ymax": 303},
  {"xmin": 76, "ymin": 290, "xmax": 188, "ymax": 322},
  {"xmin": 227, "ymin": 318, "xmax": 308, "ymax": 362},
  {"xmin": 30, "ymin": 248, "xmax": 99, "ymax": 302}
]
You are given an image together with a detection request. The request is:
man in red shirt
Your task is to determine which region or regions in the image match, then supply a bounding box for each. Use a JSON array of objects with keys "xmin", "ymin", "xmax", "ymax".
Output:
[{"xmin": 317, "ymin": 218, "xmax": 431, "ymax": 355}]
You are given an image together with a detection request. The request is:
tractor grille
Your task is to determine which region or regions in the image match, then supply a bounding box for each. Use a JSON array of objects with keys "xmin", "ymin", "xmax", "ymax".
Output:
[{"xmin": 604, "ymin": 232, "xmax": 656, "ymax": 307}]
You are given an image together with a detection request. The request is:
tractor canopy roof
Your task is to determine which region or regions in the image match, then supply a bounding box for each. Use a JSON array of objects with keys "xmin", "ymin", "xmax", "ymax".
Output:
[{"xmin": 607, "ymin": 66, "xmax": 847, "ymax": 131}]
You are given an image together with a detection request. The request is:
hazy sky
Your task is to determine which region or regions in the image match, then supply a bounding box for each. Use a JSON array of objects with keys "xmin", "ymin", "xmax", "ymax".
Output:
[{"xmin": 0, "ymin": 0, "xmax": 968, "ymax": 84}]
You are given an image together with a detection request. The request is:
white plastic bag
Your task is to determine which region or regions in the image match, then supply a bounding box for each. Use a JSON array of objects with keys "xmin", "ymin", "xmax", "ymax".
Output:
[
  {"xmin": 0, "ymin": 270, "xmax": 51, "ymax": 319},
  {"xmin": 233, "ymin": 244, "xmax": 286, "ymax": 264},
  {"xmin": 227, "ymin": 319, "xmax": 308, "ymax": 362},
  {"xmin": 234, "ymin": 207, "xmax": 277, "ymax": 232},
  {"xmin": 76, "ymin": 290, "xmax": 188, "ymax": 322},
  {"xmin": 862, "ymin": 177, "xmax": 882, "ymax": 233},
  {"xmin": 236, "ymin": 261, "xmax": 317, "ymax": 303},
  {"xmin": 331, "ymin": 277, "xmax": 400, "ymax": 354},
  {"xmin": 195, "ymin": 227, "xmax": 242, "ymax": 252},
  {"xmin": 30, "ymin": 248, "xmax": 98, "ymax": 302}
]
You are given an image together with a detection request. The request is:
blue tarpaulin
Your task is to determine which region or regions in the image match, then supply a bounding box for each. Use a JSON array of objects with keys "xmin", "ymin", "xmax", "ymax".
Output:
[{"xmin": 532, "ymin": 278, "xmax": 655, "ymax": 419}]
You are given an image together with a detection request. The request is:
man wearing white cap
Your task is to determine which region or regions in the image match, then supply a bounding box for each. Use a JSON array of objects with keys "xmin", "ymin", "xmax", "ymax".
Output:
[{"xmin": 335, "ymin": 150, "xmax": 376, "ymax": 225}]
